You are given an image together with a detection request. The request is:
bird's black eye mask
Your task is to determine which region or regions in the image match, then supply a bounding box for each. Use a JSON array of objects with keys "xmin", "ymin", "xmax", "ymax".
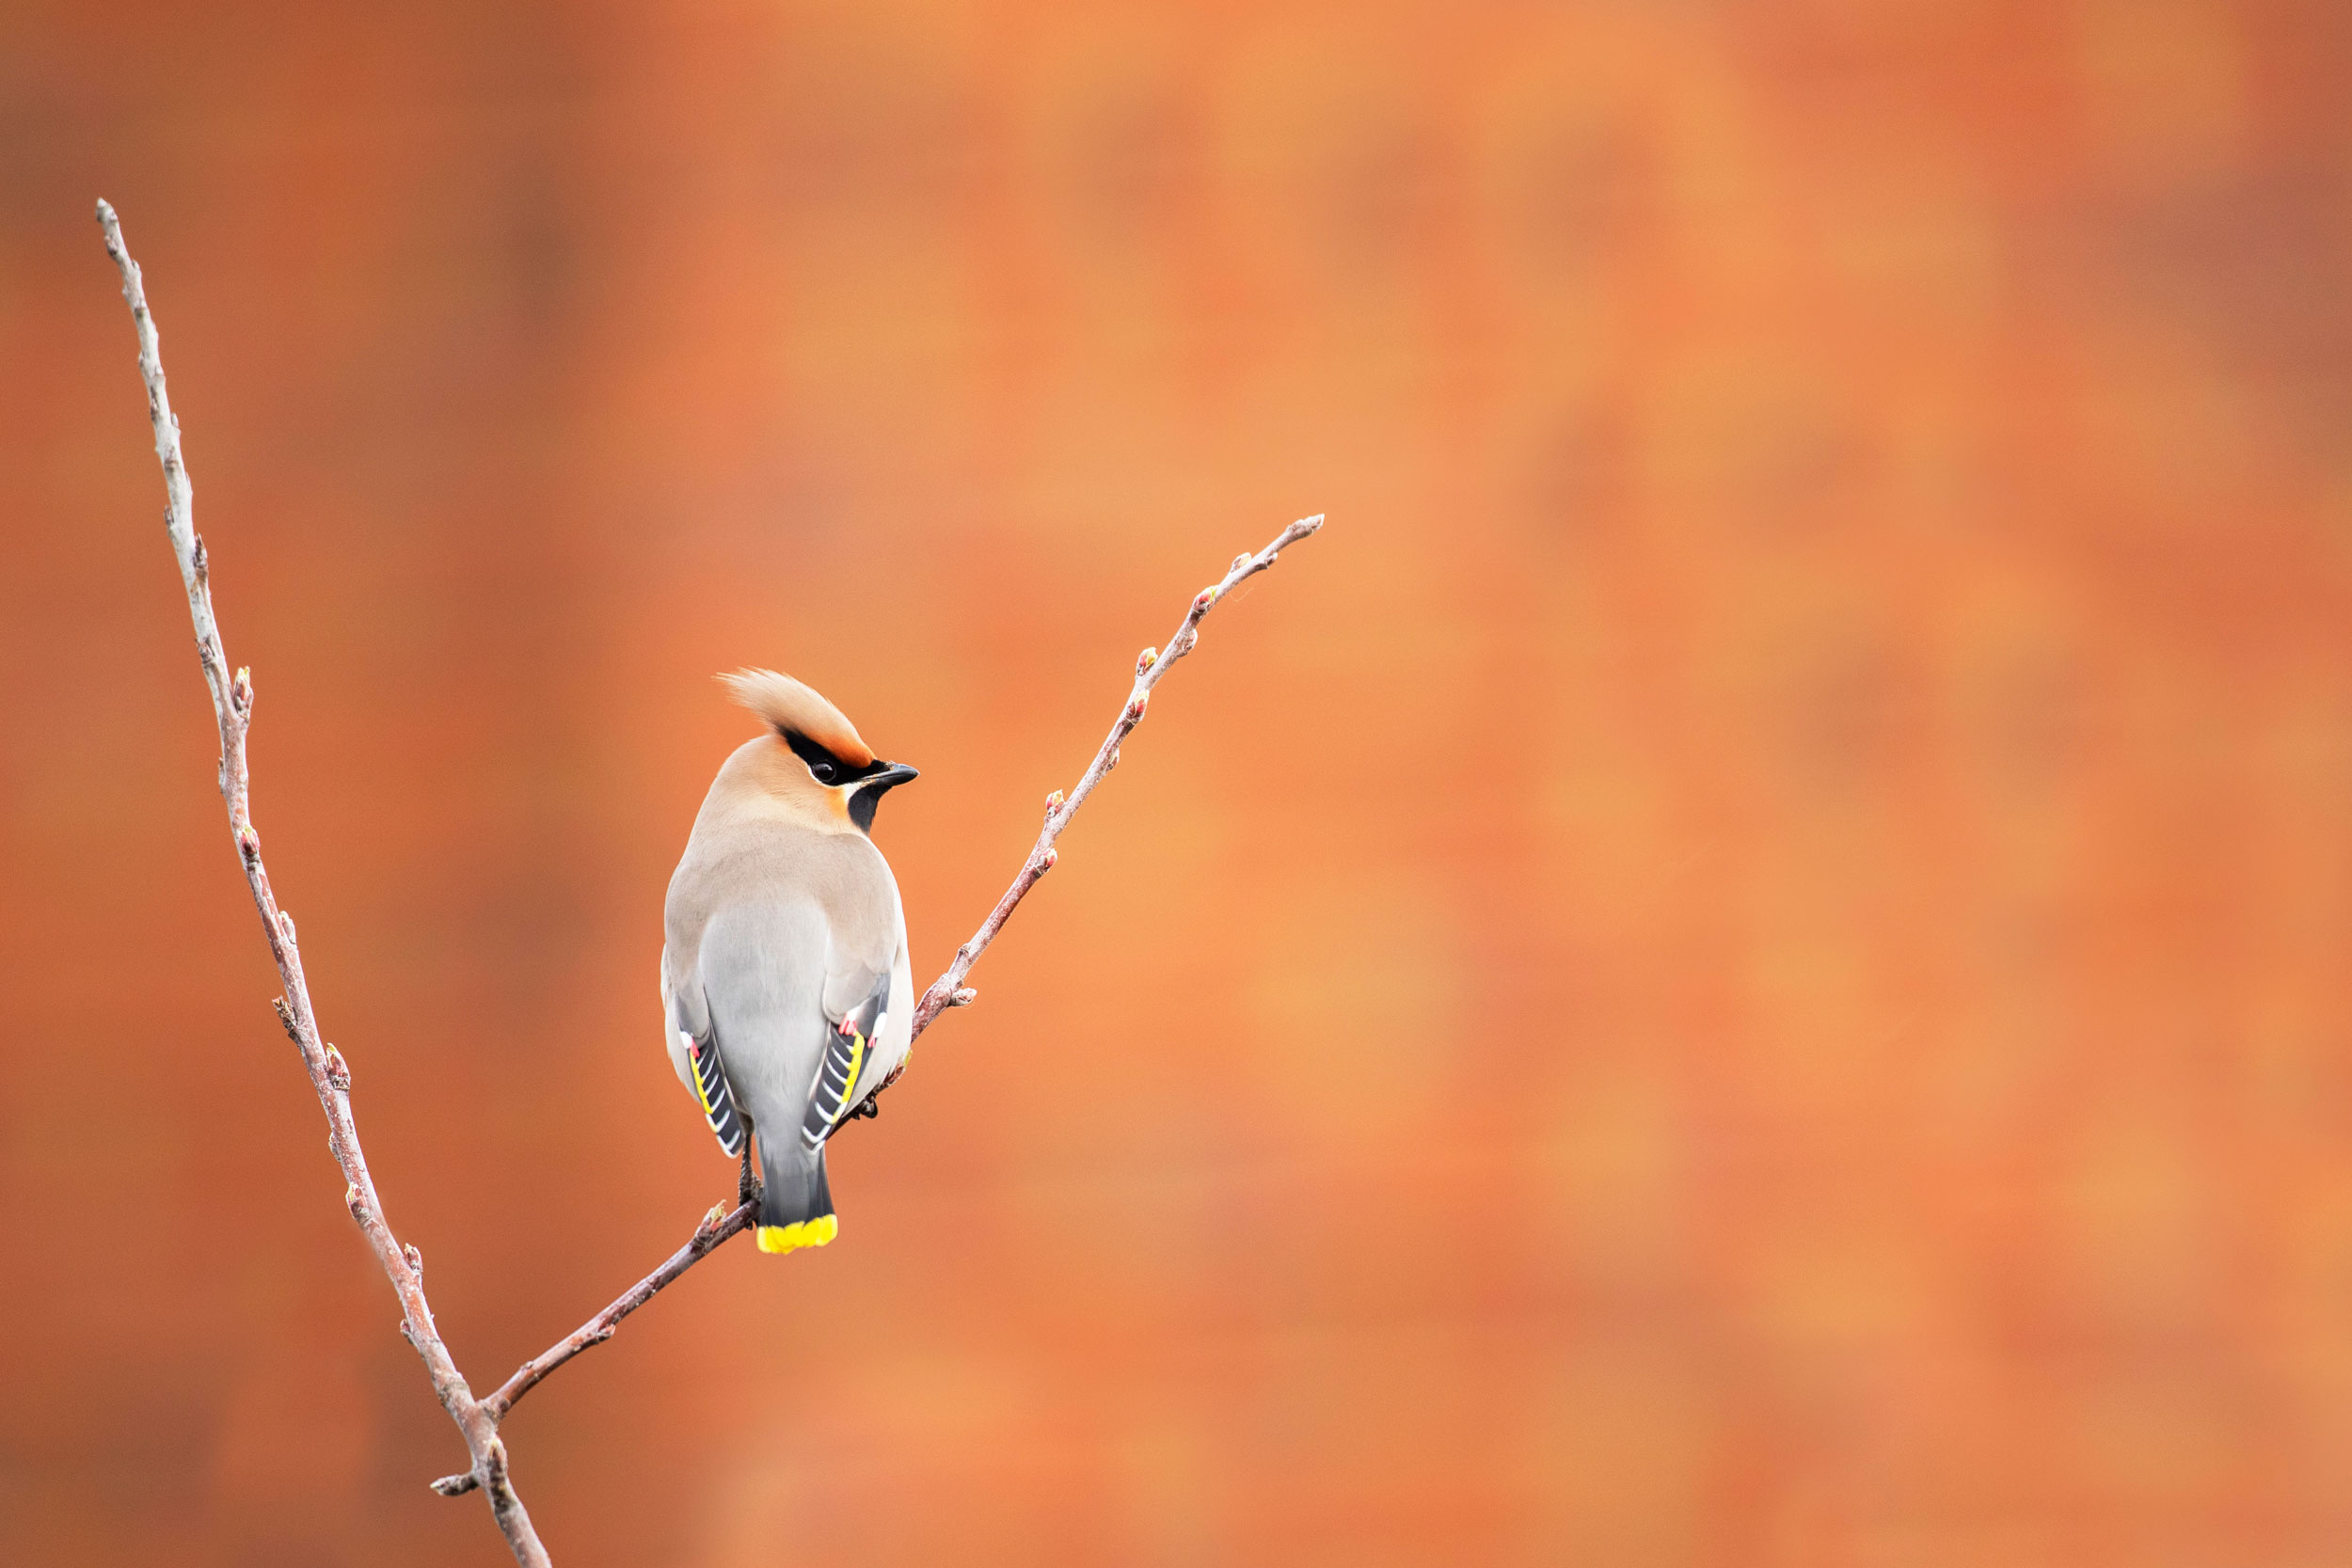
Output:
[
  {"xmin": 782, "ymin": 729, "xmax": 884, "ymax": 787},
  {"xmin": 781, "ymin": 728, "xmax": 917, "ymax": 834}
]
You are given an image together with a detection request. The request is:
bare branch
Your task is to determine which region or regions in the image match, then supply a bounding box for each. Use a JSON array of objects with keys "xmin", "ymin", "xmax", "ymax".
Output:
[
  {"xmin": 430, "ymin": 1197, "xmax": 756, "ymax": 1496},
  {"xmin": 488, "ymin": 1199, "xmax": 756, "ymax": 1420},
  {"xmin": 900, "ymin": 512, "xmax": 1326, "ymax": 1050},
  {"xmin": 98, "ymin": 200, "xmax": 552, "ymax": 1568}
]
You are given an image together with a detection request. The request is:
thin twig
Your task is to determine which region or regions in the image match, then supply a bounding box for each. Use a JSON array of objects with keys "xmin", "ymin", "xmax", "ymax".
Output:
[
  {"xmin": 462, "ymin": 515, "xmax": 1327, "ymax": 1433},
  {"xmin": 900, "ymin": 513, "xmax": 1325, "ymax": 1050},
  {"xmin": 98, "ymin": 200, "xmax": 552, "ymax": 1568},
  {"xmin": 429, "ymin": 1198, "xmax": 757, "ymax": 1495}
]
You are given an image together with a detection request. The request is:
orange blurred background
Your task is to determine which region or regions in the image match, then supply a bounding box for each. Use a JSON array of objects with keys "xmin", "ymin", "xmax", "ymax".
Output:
[{"xmin": 7, "ymin": 1, "xmax": 2352, "ymax": 1563}]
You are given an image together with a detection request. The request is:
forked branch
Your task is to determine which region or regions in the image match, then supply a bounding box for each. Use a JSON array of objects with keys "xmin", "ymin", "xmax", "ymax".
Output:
[{"xmin": 102, "ymin": 196, "xmax": 1323, "ymax": 1553}]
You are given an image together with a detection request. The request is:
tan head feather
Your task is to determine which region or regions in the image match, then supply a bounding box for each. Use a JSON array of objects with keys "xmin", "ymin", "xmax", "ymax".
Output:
[{"xmin": 718, "ymin": 669, "xmax": 876, "ymax": 767}]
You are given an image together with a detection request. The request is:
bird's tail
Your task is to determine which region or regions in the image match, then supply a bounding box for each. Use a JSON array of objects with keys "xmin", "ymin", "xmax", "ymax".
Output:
[{"xmin": 755, "ymin": 1138, "xmax": 836, "ymax": 1255}]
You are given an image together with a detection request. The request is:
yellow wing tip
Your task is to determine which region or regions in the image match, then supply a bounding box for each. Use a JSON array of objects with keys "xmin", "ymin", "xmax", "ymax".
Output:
[{"xmin": 755, "ymin": 1215, "xmax": 838, "ymax": 1255}]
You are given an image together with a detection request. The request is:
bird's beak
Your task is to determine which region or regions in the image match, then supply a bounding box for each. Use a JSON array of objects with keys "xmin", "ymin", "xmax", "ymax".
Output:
[{"xmin": 865, "ymin": 762, "xmax": 919, "ymax": 792}]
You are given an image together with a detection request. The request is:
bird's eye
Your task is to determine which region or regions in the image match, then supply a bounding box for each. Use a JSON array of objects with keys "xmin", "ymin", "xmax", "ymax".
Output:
[{"xmin": 812, "ymin": 761, "xmax": 837, "ymax": 784}]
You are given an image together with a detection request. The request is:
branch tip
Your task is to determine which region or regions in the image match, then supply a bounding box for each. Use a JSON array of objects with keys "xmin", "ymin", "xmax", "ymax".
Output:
[{"xmin": 894, "ymin": 515, "xmax": 1321, "ymax": 1053}]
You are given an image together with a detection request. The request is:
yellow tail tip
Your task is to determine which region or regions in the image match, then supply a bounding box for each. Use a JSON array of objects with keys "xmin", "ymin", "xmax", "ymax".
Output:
[{"xmin": 755, "ymin": 1215, "xmax": 838, "ymax": 1255}]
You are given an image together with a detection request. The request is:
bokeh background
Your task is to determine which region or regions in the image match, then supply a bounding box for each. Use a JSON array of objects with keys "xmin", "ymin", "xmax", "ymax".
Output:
[{"xmin": 6, "ymin": 1, "xmax": 2352, "ymax": 1563}]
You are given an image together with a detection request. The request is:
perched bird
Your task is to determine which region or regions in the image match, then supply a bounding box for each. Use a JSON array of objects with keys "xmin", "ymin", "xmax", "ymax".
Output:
[{"xmin": 660, "ymin": 670, "xmax": 919, "ymax": 1255}]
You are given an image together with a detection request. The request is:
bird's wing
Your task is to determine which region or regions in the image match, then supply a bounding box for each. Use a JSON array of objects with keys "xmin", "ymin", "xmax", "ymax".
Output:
[
  {"xmin": 797, "ymin": 967, "xmax": 894, "ymax": 1154},
  {"xmin": 662, "ymin": 948, "xmax": 746, "ymax": 1159}
]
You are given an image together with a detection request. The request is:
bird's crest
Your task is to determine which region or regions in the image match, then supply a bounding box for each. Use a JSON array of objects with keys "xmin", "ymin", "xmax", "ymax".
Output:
[{"xmin": 720, "ymin": 669, "xmax": 875, "ymax": 768}]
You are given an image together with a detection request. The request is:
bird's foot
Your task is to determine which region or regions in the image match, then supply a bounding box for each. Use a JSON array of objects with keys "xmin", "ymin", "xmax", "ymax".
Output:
[{"xmin": 736, "ymin": 1146, "xmax": 762, "ymax": 1211}]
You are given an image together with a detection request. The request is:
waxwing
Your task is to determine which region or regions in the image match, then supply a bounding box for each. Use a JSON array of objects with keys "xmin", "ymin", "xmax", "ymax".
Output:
[{"xmin": 660, "ymin": 670, "xmax": 918, "ymax": 1254}]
